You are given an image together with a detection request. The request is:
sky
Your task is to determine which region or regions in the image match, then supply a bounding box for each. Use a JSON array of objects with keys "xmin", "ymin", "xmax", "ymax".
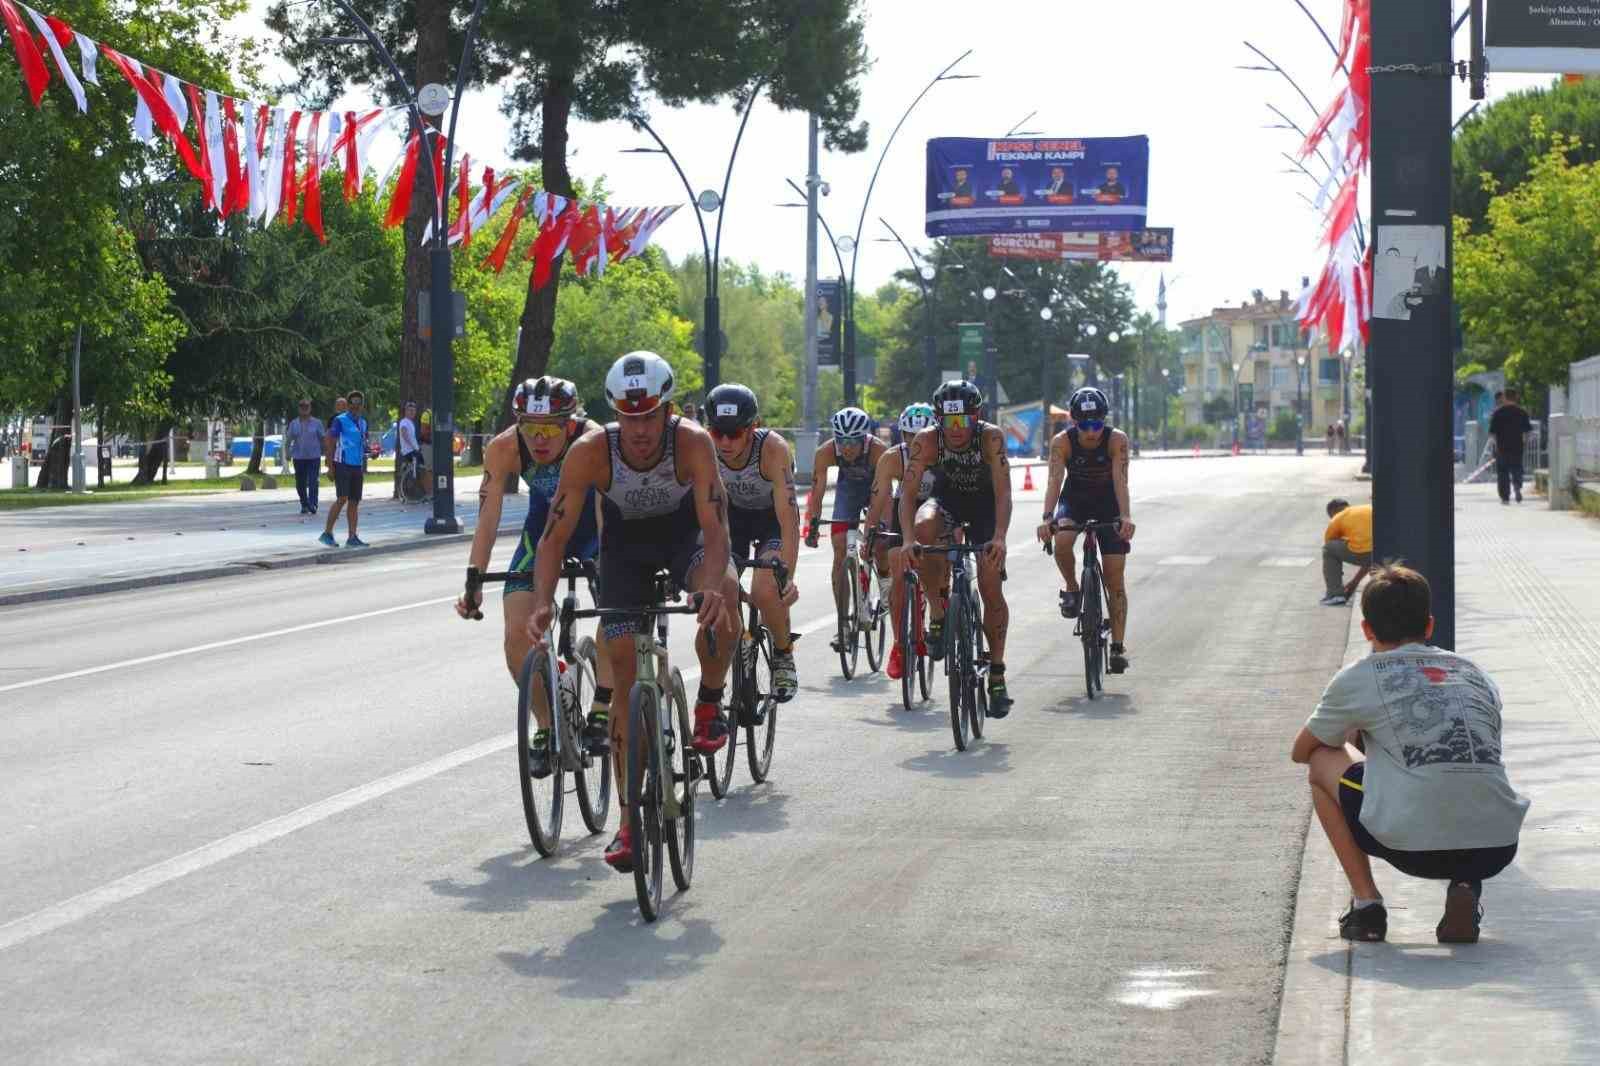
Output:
[{"xmin": 235, "ymin": 0, "xmax": 1550, "ymax": 326}]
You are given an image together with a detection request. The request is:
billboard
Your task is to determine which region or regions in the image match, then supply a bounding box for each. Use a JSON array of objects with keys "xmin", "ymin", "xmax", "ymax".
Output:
[
  {"xmin": 816, "ymin": 279, "xmax": 844, "ymax": 367},
  {"xmin": 987, "ymin": 228, "xmax": 1173, "ymax": 263},
  {"xmin": 1487, "ymin": 1, "xmax": 1600, "ymax": 73},
  {"xmin": 926, "ymin": 135, "xmax": 1149, "ymax": 238}
]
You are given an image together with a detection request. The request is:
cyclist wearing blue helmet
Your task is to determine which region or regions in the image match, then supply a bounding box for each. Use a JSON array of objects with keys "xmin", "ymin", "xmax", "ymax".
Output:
[
  {"xmin": 865, "ymin": 403, "xmax": 938, "ymax": 680},
  {"xmin": 1038, "ymin": 385, "xmax": 1137, "ymax": 674},
  {"xmin": 804, "ymin": 406, "xmax": 888, "ymax": 649}
]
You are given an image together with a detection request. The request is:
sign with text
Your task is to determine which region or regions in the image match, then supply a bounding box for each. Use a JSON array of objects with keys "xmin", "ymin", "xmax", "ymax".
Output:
[
  {"xmin": 987, "ymin": 228, "xmax": 1174, "ymax": 263},
  {"xmin": 925, "ymin": 135, "xmax": 1150, "ymax": 237},
  {"xmin": 817, "ymin": 279, "xmax": 844, "ymax": 367},
  {"xmin": 1486, "ymin": 1, "xmax": 1600, "ymax": 73}
]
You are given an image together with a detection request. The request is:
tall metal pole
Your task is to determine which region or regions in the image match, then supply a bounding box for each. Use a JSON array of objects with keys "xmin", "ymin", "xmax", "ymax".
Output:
[
  {"xmin": 1370, "ymin": 0, "xmax": 1454, "ymax": 647},
  {"xmin": 71, "ymin": 324, "xmax": 84, "ymax": 493},
  {"xmin": 802, "ymin": 114, "xmax": 821, "ymax": 472},
  {"xmin": 879, "ymin": 217, "xmax": 939, "ymax": 397}
]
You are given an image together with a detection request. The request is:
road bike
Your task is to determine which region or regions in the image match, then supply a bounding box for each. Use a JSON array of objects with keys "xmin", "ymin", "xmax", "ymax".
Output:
[
  {"xmin": 1046, "ymin": 518, "xmax": 1119, "ymax": 700},
  {"xmin": 466, "ymin": 560, "xmax": 610, "ymax": 857},
  {"xmin": 707, "ymin": 557, "xmax": 789, "ymax": 799},
  {"xmin": 873, "ymin": 529, "xmax": 930, "ymax": 711},
  {"xmin": 913, "ymin": 523, "xmax": 989, "ymax": 751},
  {"xmin": 397, "ymin": 451, "xmax": 426, "ymax": 502},
  {"xmin": 816, "ymin": 518, "xmax": 886, "ymax": 680},
  {"xmin": 564, "ymin": 571, "xmax": 704, "ymax": 923}
]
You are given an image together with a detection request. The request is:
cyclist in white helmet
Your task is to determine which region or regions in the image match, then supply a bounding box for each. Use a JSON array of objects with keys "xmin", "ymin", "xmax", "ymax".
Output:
[
  {"xmin": 804, "ymin": 406, "xmax": 887, "ymax": 654},
  {"xmin": 525, "ymin": 351, "xmax": 740, "ymax": 874},
  {"xmin": 864, "ymin": 403, "xmax": 938, "ymax": 680}
]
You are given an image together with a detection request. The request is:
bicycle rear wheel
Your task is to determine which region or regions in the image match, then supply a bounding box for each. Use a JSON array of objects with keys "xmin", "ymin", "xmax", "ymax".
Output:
[
  {"xmin": 837, "ymin": 559, "xmax": 860, "ymax": 679},
  {"xmin": 1081, "ymin": 569, "xmax": 1103, "ymax": 700},
  {"xmin": 665, "ymin": 667, "xmax": 696, "ymax": 892},
  {"xmin": 627, "ymin": 684, "xmax": 664, "ymax": 922},
  {"xmin": 517, "ymin": 649, "xmax": 564, "ymax": 857},
  {"xmin": 572, "ymin": 636, "xmax": 611, "ymax": 835},
  {"xmin": 863, "ymin": 566, "xmax": 885, "ymax": 674},
  {"xmin": 915, "ymin": 582, "xmax": 930, "ymax": 701},
  {"xmin": 747, "ymin": 628, "xmax": 777, "ymax": 783},
  {"xmin": 969, "ymin": 590, "xmax": 987, "ymax": 740},
  {"xmin": 708, "ymin": 635, "xmax": 744, "ymax": 800},
  {"xmin": 897, "ymin": 582, "xmax": 916, "ymax": 711},
  {"xmin": 947, "ymin": 590, "xmax": 972, "ymax": 752}
]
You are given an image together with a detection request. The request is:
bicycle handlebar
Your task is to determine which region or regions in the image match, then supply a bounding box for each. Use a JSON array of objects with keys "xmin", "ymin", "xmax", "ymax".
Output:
[
  {"xmin": 1042, "ymin": 517, "xmax": 1124, "ymax": 556},
  {"xmin": 741, "ymin": 556, "xmax": 790, "ymax": 594},
  {"xmin": 462, "ymin": 558, "xmax": 596, "ymax": 620}
]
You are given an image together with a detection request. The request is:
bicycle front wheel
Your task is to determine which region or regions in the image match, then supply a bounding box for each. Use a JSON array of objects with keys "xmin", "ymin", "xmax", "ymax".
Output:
[
  {"xmin": 897, "ymin": 582, "xmax": 916, "ymax": 711},
  {"xmin": 947, "ymin": 590, "xmax": 972, "ymax": 752},
  {"xmin": 837, "ymin": 560, "xmax": 860, "ymax": 679},
  {"xmin": 915, "ymin": 581, "xmax": 930, "ymax": 701},
  {"xmin": 863, "ymin": 568, "xmax": 886, "ymax": 674},
  {"xmin": 708, "ymin": 636, "xmax": 743, "ymax": 800},
  {"xmin": 627, "ymin": 684, "xmax": 664, "ymax": 922},
  {"xmin": 747, "ymin": 628, "xmax": 778, "ymax": 783},
  {"xmin": 1081, "ymin": 569, "xmax": 1103, "ymax": 700},
  {"xmin": 665, "ymin": 667, "xmax": 696, "ymax": 892},
  {"xmin": 572, "ymin": 636, "xmax": 611, "ymax": 834},
  {"xmin": 517, "ymin": 649, "xmax": 565, "ymax": 857}
]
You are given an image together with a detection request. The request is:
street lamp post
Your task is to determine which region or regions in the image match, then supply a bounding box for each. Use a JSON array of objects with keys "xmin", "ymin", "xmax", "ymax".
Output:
[
  {"xmin": 839, "ymin": 51, "xmax": 977, "ymax": 405},
  {"xmin": 1295, "ymin": 353, "xmax": 1307, "ymax": 456},
  {"xmin": 875, "ymin": 219, "xmax": 940, "ymax": 396},
  {"xmin": 1160, "ymin": 367, "xmax": 1171, "ymax": 452},
  {"xmin": 981, "ymin": 285, "xmax": 999, "ymax": 411},
  {"xmin": 1342, "ymin": 348, "xmax": 1353, "ymax": 448},
  {"xmin": 626, "ymin": 81, "xmax": 764, "ymax": 394},
  {"xmin": 318, "ymin": 0, "xmax": 490, "ymax": 534},
  {"xmin": 1037, "ymin": 305, "xmax": 1054, "ymax": 453},
  {"xmin": 1231, "ymin": 360, "xmax": 1242, "ymax": 450}
]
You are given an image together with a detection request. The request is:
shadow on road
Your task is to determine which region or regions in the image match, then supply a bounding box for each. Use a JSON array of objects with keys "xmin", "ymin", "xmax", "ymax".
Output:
[
  {"xmin": 425, "ymin": 841, "xmax": 609, "ymax": 911},
  {"xmin": 855, "ymin": 704, "xmax": 945, "ymax": 733},
  {"xmin": 898, "ymin": 740, "xmax": 1011, "ymax": 778},
  {"xmin": 699, "ymin": 786, "xmax": 791, "ymax": 838},
  {"xmin": 497, "ymin": 899, "xmax": 724, "ymax": 999},
  {"xmin": 1039, "ymin": 692, "xmax": 1137, "ymax": 719}
]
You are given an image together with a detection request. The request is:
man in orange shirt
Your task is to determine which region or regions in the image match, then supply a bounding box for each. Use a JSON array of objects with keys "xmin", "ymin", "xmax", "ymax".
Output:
[{"xmin": 1322, "ymin": 498, "xmax": 1372, "ymax": 605}]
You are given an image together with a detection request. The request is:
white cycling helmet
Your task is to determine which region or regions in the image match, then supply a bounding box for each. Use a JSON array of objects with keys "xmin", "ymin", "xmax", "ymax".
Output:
[
  {"xmin": 605, "ymin": 351, "xmax": 676, "ymax": 415},
  {"xmin": 898, "ymin": 402, "xmax": 936, "ymax": 434},
  {"xmin": 831, "ymin": 406, "xmax": 872, "ymax": 441}
]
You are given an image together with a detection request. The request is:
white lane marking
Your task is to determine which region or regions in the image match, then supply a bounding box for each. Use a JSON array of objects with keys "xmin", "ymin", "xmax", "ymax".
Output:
[
  {"xmin": 1261, "ymin": 556, "xmax": 1313, "ymax": 567},
  {"xmin": 0, "ymin": 597, "xmax": 457, "ymax": 695},
  {"xmin": 1157, "ymin": 555, "xmax": 1214, "ymax": 566},
  {"xmin": 0, "ymin": 610, "xmax": 843, "ymax": 952},
  {"xmin": 1113, "ymin": 969, "xmax": 1219, "ymax": 1010}
]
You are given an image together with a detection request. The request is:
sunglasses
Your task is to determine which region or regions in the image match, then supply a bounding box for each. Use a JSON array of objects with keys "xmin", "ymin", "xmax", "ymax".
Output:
[
  {"xmin": 614, "ymin": 397, "xmax": 663, "ymax": 416},
  {"xmin": 518, "ymin": 421, "xmax": 567, "ymax": 441},
  {"xmin": 1077, "ymin": 419, "xmax": 1105, "ymax": 432},
  {"xmin": 709, "ymin": 426, "xmax": 746, "ymax": 441},
  {"xmin": 940, "ymin": 414, "xmax": 972, "ymax": 429}
]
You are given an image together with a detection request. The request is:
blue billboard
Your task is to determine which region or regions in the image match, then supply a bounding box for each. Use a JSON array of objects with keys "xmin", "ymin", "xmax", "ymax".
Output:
[{"xmin": 925, "ymin": 135, "xmax": 1150, "ymax": 238}]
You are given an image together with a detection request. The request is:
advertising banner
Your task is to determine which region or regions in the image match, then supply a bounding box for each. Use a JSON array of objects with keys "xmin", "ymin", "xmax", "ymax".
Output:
[
  {"xmin": 926, "ymin": 135, "xmax": 1149, "ymax": 238},
  {"xmin": 987, "ymin": 228, "xmax": 1173, "ymax": 263},
  {"xmin": 817, "ymin": 279, "xmax": 844, "ymax": 367},
  {"xmin": 1487, "ymin": 1, "xmax": 1600, "ymax": 73}
]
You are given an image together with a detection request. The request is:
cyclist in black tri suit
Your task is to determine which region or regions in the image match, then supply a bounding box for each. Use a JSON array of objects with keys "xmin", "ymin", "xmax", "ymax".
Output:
[
  {"xmin": 525, "ymin": 351, "xmax": 739, "ymax": 873},
  {"xmin": 1038, "ymin": 386, "xmax": 1137, "ymax": 673},
  {"xmin": 891, "ymin": 380, "xmax": 1015, "ymax": 714},
  {"xmin": 706, "ymin": 383, "xmax": 802, "ymax": 701}
]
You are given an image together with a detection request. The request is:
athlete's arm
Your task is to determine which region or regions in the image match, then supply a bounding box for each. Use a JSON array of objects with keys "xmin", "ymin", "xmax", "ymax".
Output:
[
  {"xmin": 985, "ymin": 426, "xmax": 1012, "ymax": 566},
  {"xmin": 893, "ymin": 429, "xmax": 936, "ymax": 573},
  {"xmin": 457, "ymin": 432, "xmax": 516, "ymax": 618},
  {"xmin": 1110, "ymin": 430, "xmax": 1136, "ymax": 540},
  {"xmin": 681, "ymin": 423, "xmax": 736, "ymax": 629},
  {"xmin": 525, "ymin": 434, "xmax": 606, "ymax": 644},
  {"xmin": 1039, "ymin": 431, "xmax": 1070, "ymax": 541},
  {"xmin": 864, "ymin": 446, "xmax": 902, "ymax": 532},
  {"xmin": 804, "ymin": 441, "xmax": 834, "ymax": 544},
  {"xmin": 765, "ymin": 434, "xmax": 802, "ymax": 604}
]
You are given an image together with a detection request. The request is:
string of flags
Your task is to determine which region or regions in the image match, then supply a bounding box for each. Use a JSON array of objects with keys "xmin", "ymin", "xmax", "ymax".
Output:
[
  {"xmin": 1, "ymin": 0, "xmax": 679, "ymax": 287},
  {"xmin": 1293, "ymin": 0, "xmax": 1372, "ymax": 358}
]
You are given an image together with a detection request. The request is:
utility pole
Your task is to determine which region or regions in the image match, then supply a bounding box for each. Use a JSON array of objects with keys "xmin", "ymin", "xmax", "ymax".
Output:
[
  {"xmin": 1370, "ymin": 0, "xmax": 1455, "ymax": 648},
  {"xmin": 70, "ymin": 325, "xmax": 84, "ymax": 493},
  {"xmin": 800, "ymin": 114, "xmax": 821, "ymax": 480}
]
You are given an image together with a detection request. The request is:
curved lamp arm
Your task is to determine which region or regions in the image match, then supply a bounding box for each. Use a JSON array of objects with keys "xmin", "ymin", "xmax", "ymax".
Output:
[{"xmin": 632, "ymin": 113, "xmax": 714, "ymax": 295}]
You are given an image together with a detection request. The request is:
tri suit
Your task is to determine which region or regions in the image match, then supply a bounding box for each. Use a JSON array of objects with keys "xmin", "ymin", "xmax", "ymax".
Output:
[
  {"xmin": 597, "ymin": 415, "xmax": 705, "ymax": 635},
  {"xmin": 506, "ymin": 428, "xmax": 599, "ymax": 594},
  {"xmin": 718, "ymin": 428, "xmax": 784, "ymax": 566},
  {"xmin": 1052, "ymin": 427, "xmax": 1130, "ymax": 554},
  {"xmin": 829, "ymin": 440, "xmax": 875, "ymax": 524},
  {"xmin": 929, "ymin": 421, "xmax": 1000, "ymax": 547},
  {"xmin": 889, "ymin": 441, "xmax": 936, "ymax": 537}
]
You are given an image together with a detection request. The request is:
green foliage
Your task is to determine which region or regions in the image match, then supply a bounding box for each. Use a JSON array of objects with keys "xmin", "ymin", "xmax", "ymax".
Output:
[
  {"xmin": 671, "ymin": 257, "xmax": 804, "ymax": 425},
  {"xmin": 1180, "ymin": 423, "xmax": 1211, "ymax": 445},
  {"xmin": 1201, "ymin": 395, "xmax": 1235, "ymax": 424},
  {"xmin": 1454, "ymin": 134, "xmax": 1600, "ymax": 391},
  {"xmin": 1270, "ymin": 409, "xmax": 1300, "ymax": 442},
  {"xmin": 1453, "ymin": 78, "xmax": 1600, "ymax": 232}
]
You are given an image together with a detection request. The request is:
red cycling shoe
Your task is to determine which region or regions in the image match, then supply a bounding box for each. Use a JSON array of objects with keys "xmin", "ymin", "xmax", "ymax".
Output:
[
  {"xmin": 886, "ymin": 643, "xmax": 905, "ymax": 680},
  {"xmin": 692, "ymin": 702, "xmax": 729, "ymax": 754},
  {"xmin": 604, "ymin": 824, "xmax": 634, "ymax": 872}
]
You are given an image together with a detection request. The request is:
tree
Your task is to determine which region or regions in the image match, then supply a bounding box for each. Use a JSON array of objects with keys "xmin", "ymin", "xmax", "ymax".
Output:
[
  {"xmin": 267, "ymin": 0, "xmax": 871, "ymax": 419},
  {"xmin": 671, "ymin": 256, "xmax": 807, "ymax": 425},
  {"xmin": 1454, "ymin": 133, "xmax": 1600, "ymax": 392},
  {"xmin": 1454, "ymin": 77, "xmax": 1600, "ymax": 232}
]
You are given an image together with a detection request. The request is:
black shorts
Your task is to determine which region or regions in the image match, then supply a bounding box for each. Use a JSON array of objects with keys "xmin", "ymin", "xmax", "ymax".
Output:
[
  {"xmin": 1054, "ymin": 492, "xmax": 1129, "ymax": 555},
  {"xmin": 333, "ymin": 462, "xmax": 365, "ymax": 502},
  {"xmin": 1338, "ymin": 762, "xmax": 1518, "ymax": 882},
  {"xmin": 729, "ymin": 507, "xmax": 782, "ymax": 569},
  {"xmin": 598, "ymin": 526, "xmax": 705, "ymax": 638},
  {"xmin": 927, "ymin": 494, "xmax": 996, "ymax": 547}
]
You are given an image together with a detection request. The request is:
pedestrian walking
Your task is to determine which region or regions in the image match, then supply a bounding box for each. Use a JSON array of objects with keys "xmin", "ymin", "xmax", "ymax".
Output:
[
  {"xmin": 321, "ymin": 390, "xmax": 370, "ymax": 548},
  {"xmin": 285, "ymin": 399, "xmax": 325, "ymax": 514},
  {"xmin": 1320, "ymin": 497, "xmax": 1371, "ymax": 606},
  {"xmin": 1292, "ymin": 564, "xmax": 1529, "ymax": 943},
  {"xmin": 1488, "ymin": 388, "xmax": 1534, "ymax": 505}
]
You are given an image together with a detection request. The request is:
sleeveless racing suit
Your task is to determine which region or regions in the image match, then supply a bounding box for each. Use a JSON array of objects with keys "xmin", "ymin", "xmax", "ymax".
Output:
[
  {"xmin": 718, "ymin": 428, "xmax": 784, "ymax": 566},
  {"xmin": 1052, "ymin": 426, "xmax": 1130, "ymax": 555},
  {"xmin": 597, "ymin": 415, "xmax": 705, "ymax": 633},
  {"xmin": 506, "ymin": 427, "xmax": 599, "ymax": 593},
  {"xmin": 930, "ymin": 421, "xmax": 999, "ymax": 545}
]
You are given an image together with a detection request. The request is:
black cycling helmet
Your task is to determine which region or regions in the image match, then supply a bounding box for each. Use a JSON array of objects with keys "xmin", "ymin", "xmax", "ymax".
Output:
[
  {"xmin": 512, "ymin": 376, "xmax": 580, "ymax": 420},
  {"xmin": 1069, "ymin": 386, "xmax": 1110, "ymax": 423},
  {"xmin": 932, "ymin": 379, "xmax": 984, "ymax": 419},
  {"xmin": 705, "ymin": 383, "xmax": 759, "ymax": 434}
]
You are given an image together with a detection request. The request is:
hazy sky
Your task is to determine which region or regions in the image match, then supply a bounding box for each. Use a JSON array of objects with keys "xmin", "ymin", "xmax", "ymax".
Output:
[{"xmin": 237, "ymin": 1, "xmax": 1548, "ymax": 324}]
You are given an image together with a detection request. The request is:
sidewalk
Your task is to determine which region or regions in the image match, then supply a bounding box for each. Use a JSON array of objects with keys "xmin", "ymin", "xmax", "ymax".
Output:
[{"xmin": 1275, "ymin": 482, "xmax": 1600, "ymax": 1065}]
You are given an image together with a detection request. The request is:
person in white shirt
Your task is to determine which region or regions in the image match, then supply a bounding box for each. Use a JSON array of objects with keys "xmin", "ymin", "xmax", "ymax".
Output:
[
  {"xmin": 1291, "ymin": 564, "xmax": 1529, "ymax": 945},
  {"xmin": 395, "ymin": 401, "xmax": 421, "ymax": 499}
]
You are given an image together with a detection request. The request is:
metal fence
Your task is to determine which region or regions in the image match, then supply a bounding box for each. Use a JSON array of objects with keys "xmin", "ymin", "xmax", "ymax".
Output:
[{"xmin": 1573, "ymin": 355, "xmax": 1600, "ymax": 478}]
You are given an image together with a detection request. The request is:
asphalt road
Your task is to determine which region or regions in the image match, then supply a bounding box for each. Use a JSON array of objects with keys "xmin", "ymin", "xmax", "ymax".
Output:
[{"xmin": 1, "ymin": 456, "xmax": 1362, "ymax": 1065}]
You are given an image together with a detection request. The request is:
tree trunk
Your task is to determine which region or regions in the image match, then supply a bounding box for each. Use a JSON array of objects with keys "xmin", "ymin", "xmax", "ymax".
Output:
[
  {"xmin": 469, "ymin": 417, "xmax": 485, "ymax": 467},
  {"xmin": 34, "ymin": 395, "xmax": 70, "ymax": 490},
  {"xmin": 246, "ymin": 415, "xmax": 265, "ymax": 474},
  {"xmin": 504, "ymin": 77, "xmax": 576, "ymax": 422},
  {"xmin": 130, "ymin": 420, "xmax": 174, "ymax": 484},
  {"xmin": 399, "ymin": 0, "xmax": 451, "ymax": 418}
]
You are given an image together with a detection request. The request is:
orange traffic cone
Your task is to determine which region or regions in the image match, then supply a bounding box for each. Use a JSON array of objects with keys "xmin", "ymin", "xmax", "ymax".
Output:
[
  {"xmin": 1022, "ymin": 464, "xmax": 1036, "ymax": 491},
  {"xmin": 1192, "ymin": 443, "xmax": 1201, "ymax": 458},
  {"xmin": 1232, "ymin": 440, "xmax": 1241, "ymax": 457}
]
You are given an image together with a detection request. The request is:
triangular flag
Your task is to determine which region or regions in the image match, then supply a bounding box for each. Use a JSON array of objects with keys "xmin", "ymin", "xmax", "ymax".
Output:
[
  {"xmin": 23, "ymin": 4, "xmax": 83, "ymax": 112},
  {"xmin": 203, "ymin": 90, "xmax": 228, "ymax": 213},
  {"xmin": 243, "ymin": 102, "xmax": 265, "ymax": 221},
  {"xmin": 0, "ymin": 0, "xmax": 50, "ymax": 107},
  {"xmin": 384, "ymin": 133, "xmax": 421, "ymax": 228},
  {"xmin": 99, "ymin": 48, "xmax": 206, "ymax": 179},
  {"xmin": 303, "ymin": 110, "xmax": 325, "ymax": 242},
  {"xmin": 530, "ymin": 201, "xmax": 581, "ymax": 291},
  {"xmin": 279, "ymin": 110, "xmax": 301, "ymax": 224},
  {"xmin": 56, "ymin": 21, "xmax": 96, "ymax": 87},
  {"xmin": 262, "ymin": 109, "xmax": 287, "ymax": 222},
  {"xmin": 185, "ymin": 82, "xmax": 217, "ymax": 211},
  {"xmin": 456, "ymin": 152, "xmax": 472, "ymax": 247},
  {"xmin": 222, "ymin": 97, "xmax": 248, "ymax": 217},
  {"xmin": 481, "ymin": 187, "xmax": 531, "ymax": 273}
]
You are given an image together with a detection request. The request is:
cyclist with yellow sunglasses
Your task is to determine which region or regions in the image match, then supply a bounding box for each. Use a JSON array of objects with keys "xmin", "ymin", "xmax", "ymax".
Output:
[{"xmin": 456, "ymin": 376, "xmax": 611, "ymax": 776}]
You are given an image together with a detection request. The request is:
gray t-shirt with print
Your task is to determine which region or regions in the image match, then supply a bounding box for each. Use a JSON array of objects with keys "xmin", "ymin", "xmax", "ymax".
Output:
[{"xmin": 1306, "ymin": 644, "xmax": 1530, "ymax": 852}]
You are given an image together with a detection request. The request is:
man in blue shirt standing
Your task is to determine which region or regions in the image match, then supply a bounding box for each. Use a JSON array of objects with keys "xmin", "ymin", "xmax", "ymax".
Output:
[
  {"xmin": 285, "ymin": 398, "xmax": 325, "ymax": 515},
  {"xmin": 321, "ymin": 390, "xmax": 370, "ymax": 548}
]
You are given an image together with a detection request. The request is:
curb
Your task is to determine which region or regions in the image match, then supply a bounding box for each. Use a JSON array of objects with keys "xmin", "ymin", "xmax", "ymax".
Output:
[
  {"xmin": 0, "ymin": 531, "xmax": 477, "ymax": 609},
  {"xmin": 1271, "ymin": 603, "xmax": 1369, "ymax": 1065}
]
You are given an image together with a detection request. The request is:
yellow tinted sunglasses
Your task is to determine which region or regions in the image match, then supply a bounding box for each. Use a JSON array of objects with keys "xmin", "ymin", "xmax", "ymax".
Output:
[
  {"xmin": 518, "ymin": 421, "xmax": 566, "ymax": 441},
  {"xmin": 941, "ymin": 413, "xmax": 972, "ymax": 429}
]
